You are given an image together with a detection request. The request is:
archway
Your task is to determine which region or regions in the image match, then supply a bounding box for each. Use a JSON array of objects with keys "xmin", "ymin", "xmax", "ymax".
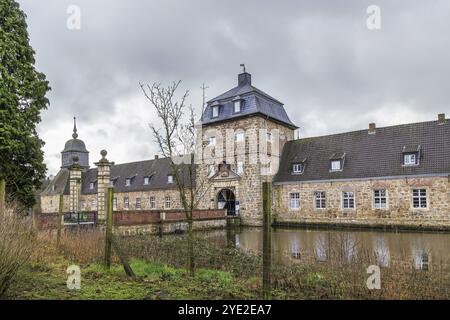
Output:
[{"xmin": 217, "ymin": 189, "xmax": 236, "ymax": 216}]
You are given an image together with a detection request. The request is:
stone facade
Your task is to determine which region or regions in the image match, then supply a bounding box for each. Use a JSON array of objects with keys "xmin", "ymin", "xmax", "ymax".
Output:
[{"xmin": 273, "ymin": 176, "xmax": 450, "ymax": 229}]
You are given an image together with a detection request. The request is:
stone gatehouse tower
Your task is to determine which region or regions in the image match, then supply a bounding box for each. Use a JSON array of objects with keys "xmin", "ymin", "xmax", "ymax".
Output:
[{"xmin": 196, "ymin": 71, "xmax": 297, "ymax": 225}]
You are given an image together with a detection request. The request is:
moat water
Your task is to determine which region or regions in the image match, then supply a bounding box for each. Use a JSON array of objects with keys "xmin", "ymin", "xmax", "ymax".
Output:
[{"xmin": 221, "ymin": 227, "xmax": 450, "ymax": 268}]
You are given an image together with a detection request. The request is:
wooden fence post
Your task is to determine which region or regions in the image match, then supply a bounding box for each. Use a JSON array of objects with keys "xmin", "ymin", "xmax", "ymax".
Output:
[
  {"xmin": 262, "ymin": 182, "xmax": 272, "ymax": 300},
  {"xmin": 0, "ymin": 179, "xmax": 5, "ymax": 216},
  {"xmin": 104, "ymin": 187, "xmax": 113, "ymax": 269},
  {"xmin": 56, "ymin": 194, "xmax": 64, "ymax": 248}
]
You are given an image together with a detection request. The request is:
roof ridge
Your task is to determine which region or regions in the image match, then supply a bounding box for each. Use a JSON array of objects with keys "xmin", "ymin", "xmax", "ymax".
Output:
[{"xmin": 292, "ymin": 119, "xmax": 446, "ymax": 142}]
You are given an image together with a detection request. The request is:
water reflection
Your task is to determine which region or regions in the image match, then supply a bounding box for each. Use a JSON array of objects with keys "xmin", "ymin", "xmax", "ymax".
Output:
[{"xmin": 234, "ymin": 227, "xmax": 449, "ymax": 270}]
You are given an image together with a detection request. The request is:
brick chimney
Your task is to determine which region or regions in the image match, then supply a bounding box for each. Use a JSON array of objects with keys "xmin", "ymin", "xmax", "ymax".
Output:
[
  {"xmin": 238, "ymin": 72, "xmax": 251, "ymax": 87},
  {"xmin": 368, "ymin": 123, "xmax": 376, "ymax": 134},
  {"xmin": 438, "ymin": 113, "xmax": 446, "ymax": 125}
]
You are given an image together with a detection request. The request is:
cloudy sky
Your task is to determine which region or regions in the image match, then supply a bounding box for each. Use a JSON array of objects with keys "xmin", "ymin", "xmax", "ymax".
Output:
[{"xmin": 18, "ymin": 0, "xmax": 450, "ymax": 175}]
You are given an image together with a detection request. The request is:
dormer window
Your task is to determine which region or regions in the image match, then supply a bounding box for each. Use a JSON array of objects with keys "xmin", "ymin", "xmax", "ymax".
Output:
[
  {"xmin": 292, "ymin": 163, "xmax": 304, "ymax": 174},
  {"xmin": 125, "ymin": 178, "xmax": 131, "ymax": 186},
  {"xmin": 89, "ymin": 182, "xmax": 95, "ymax": 190},
  {"xmin": 331, "ymin": 160, "xmax": 341, "ymax": 171},
  {"xmin": 329, "ymin": 153, "xmax": 345, "ymax": 172},
  {"xmin": 212, "ymin": 105, "xmax": 219, "ymax": 118},
  {"xmin": 402, "ymin": 145, "xmax": 420, "ymax": 166},
  {"xmin": 167, "ymin": 175, "xmax": 174, "ymax": 184},
  {"xmin": 404, "ymin": 154, "xmax": 417, "ymax": 165},
  {"xmin": 144, "ymin": 176, "xmax": 151, "ymax": 185},
  {"xmin": 233, "ymin": 100, "xmax": 241, "ymax": 113}
]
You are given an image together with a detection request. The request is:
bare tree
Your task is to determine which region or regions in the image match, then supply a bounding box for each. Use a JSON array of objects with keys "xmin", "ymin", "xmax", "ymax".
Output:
[{"xmin": 140, "ymin": 80, "xmax": 210, "ymax": 275}]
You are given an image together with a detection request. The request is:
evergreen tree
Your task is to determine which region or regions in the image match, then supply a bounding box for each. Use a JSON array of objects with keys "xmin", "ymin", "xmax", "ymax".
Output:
[{"xmin": 0, "ymin": 0, "xmax": 50, "ymax": 208}]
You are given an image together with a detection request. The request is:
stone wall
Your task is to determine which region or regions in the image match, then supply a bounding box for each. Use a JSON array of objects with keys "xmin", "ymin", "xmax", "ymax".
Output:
[{"xmin": 273, "ymin": 176, "xmax": 450, "ymax": 229}]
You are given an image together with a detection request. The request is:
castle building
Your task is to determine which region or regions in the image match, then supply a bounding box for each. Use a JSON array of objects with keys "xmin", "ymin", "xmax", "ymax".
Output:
[{"xmin": 40, "ymin": 71, "xmax": 450, "ymax": 229}]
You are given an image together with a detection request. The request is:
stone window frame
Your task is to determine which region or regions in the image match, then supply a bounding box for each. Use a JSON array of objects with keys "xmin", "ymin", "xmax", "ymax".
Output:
[
  {"xmin": 314, "ymin": 191, "xmax": 326, "ymax": 209},
  {"xmin": 373, "ymin": 189, "xmax": 388, "ymax": 210},
  {"xmin": 113, "ymin": 197, "xmax": 117, "ymax": 210},
  {"xmin": 342, "ymin": 191, "xmax": 356, "ymax": 210},
  {"xmin": 165, "ymin": 195, "xmax": 171, "ymax": 209},
  {"xmin": 411, "ymin": 187, "xmax": 429, "ymax": 210},
  {"xmin": 289, "ymin": 192, "xmax": 300, "ymax": 210},
  {"xmin": 136, "ymin": 197, "xmax": 142, "ymax": 210},
  {"xmin": 149, "ymin": 196, "xmax": 156, "ymax": 209}
]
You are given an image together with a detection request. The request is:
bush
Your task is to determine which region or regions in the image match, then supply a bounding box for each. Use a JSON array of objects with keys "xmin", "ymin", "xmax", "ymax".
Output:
[{"xmin": 0, "ymin": 207, "xmax": 35, "ymax": 297}]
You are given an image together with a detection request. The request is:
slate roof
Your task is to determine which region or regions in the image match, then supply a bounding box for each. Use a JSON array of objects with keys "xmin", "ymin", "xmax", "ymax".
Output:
[
  {"xmin": 41, "ymin": 157, "xmax": 195, "ymax": 196},
  {"xmin": 201, "ymin": 72, "xmax": 297, "ymax": 129},
  {"xmin": 274, "ymin": 118, "xmax": 450, "ymax": 183}
]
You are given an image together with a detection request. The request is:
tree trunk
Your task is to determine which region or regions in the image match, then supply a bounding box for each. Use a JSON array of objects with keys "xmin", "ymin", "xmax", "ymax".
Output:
[
  {"xmin": 187, "ymin": 218, "xmax": 195, "ymax": 276},
  {"xmin": 0, "ymin": 179, "xmax": 5, "ymax": 216}
]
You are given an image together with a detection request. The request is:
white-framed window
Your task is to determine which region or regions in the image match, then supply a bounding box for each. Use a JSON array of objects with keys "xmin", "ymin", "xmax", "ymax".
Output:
[
  {"xmin": 89, "ymin": 182, "xmax": 94, "ymax": 190},
  {"xmin": 208, "ymin": 164, "xmax": 215, "ymax": 177},
  {"xmin": 404, "ymin": 153, "xmax": 417, "ymax": 165},
  {"xmin": 233, "ymin": 100, "xmax": 241, "ymax": 113},
  {"xmin": 125, "ymin": 178, "xmax": 131, "ymax": 186},
  {"xmin": 165, "ymin": 196, "xmax": 171, "ymax": 209},
  {"xmin": 144, "ymin": 176, "xmax": 150, "ymax": 185},
  {"xmin": 149, "ymin": 196, "xmax": 156, "ymax": 209},
  {"xmin": 266, "ymin": 132, "xmax": 272, "ymax": 142},
  {"xmin": 292, "ymin": 163, "xmax": 303, "ymax": 174},
  {"xmin": 290, "ymin": 192, "xmax": 300, "ymax": 209},
  {"xmin": 314, "ymin": 191, "xmax": 326, "ymax": 209},
  {"xmin": 331, "ymin": 160, "xmax": 341, "ymax": 171},
  {"xmin": 412, "ymin": 188, "xmax": 427, "ymax": 209},
  {"xmin": 167, "ymin": 175, "xmax": 174, "ymax": 184},
  {"xmin": 235, "ymin": 132, "xmax": 245, "ymax": 142},
  {"xmin": 113, "ymin": 198, "xmax": 117, "ymax": 210},
  {"xmin": 136, "ymin": 197, "xmax": 141, "ymax": 209},
  {"xmin": 124, "ymin": 197, "xmax": 129, "ymax": 209},
  {"xmin": 208, "ymin": 136, "xmax": 216, "ymax": 146},
  {"xmin": 212, "ymin": 106, "xmax": 219, "ymax": 118},
  {"xmin": 237, "ymin": 161, "xmax": 244, "ymax": 175},
  {"xmin": 342, "ymin": 191, "xmax": 355, "ymax": 209},
  {"xmin": 374, "ymin": 189, "xmax": 387, "ymax": 209}
]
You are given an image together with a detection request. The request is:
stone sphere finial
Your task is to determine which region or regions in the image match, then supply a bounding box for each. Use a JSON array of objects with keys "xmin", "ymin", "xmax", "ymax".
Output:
[
  {"xmin": 100, "ymin": 150, "xmax": 107, "ymax": 158},
  {"xmin": 72, "ymin": 155, "xmax": 79, "ymax": 163}
]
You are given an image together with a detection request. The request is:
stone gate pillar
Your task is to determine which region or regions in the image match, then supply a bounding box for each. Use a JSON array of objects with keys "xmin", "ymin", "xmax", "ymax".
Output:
[
  {"xmin": 95, "ymin": 150, "xmax": 114, "ymax": 222},
  {"xmin": 68, "ymin": 156, "xmax": 82, "ymax": 213}
]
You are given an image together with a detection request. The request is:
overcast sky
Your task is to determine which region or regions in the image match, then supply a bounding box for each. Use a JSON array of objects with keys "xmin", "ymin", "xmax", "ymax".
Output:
[{"xmin": 18, "ymin": 0, "xmax": 450, "ymax": 175}]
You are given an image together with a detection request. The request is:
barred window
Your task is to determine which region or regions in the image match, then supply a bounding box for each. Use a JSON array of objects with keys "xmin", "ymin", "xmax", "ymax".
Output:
[
  {"xmin": 374, "ymin": 189, "xmax": 387, "ymax": 209},
  {"xmin": 136, "ymin": 197, "xmax": 141, "ymax": 209},
  {"xmin": 150, "ymin": 196, "xmax": 156, "ymax": 209},
  {"xmin": 342, "ymin": 191, "xmax": 355, "ymax": 209},
  {"xmin": 290, "ymin": 193, "xmax": 300, "ymax": 209},
  {"xmin": 314, "ymin": 191, "xmax": 326, "ymax": 209},
  {"xmin": 413, "ymin": 189, "xmax": 427, "ymax": 208}
]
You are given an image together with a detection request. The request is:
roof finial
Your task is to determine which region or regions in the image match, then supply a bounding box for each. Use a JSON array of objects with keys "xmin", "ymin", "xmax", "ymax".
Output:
[
  {"xmin": 240, "ymin": 63, "xmax": 246, "ymax": 73},
  {"xmin": 72, "ymin": 116, "xmax": 78, "ymax": 139}
]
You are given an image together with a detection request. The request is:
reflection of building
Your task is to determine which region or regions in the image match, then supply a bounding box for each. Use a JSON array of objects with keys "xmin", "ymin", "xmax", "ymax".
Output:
[
  {"xmin": 40, "ymin": 70, "xmax": 449, "ymax": 228},
  {"xmin": 374, "ymin": 237, "xmax": 390, "ymax": 267}
]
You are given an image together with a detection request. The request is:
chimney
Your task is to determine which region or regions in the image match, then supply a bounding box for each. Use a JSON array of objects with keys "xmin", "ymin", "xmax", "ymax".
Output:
[
  {"xmin": 438, "ymin": 113, "xmax": 446, "ymax": 125},
  {"xmin": 238, "ymin": 72, "xmax": 251, "ymax": 87},
  {"xmin": 154, "ymin": 155, "xmax": 159, "ymax": 160},
  {"xmin": 368, "ymin": 123, "xmax": 376, "ymax": 134}
]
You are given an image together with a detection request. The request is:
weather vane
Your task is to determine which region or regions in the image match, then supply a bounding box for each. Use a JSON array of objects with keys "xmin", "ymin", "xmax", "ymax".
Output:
[{"xmin": 240, "ymin": 63, "xmax": 246, "ymax": 73}]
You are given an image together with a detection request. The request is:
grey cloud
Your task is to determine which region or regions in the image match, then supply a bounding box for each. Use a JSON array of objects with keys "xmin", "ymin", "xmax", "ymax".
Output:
[{"xmin": 17, "ymin": 0, "xmax": 450, "ymax": 174}]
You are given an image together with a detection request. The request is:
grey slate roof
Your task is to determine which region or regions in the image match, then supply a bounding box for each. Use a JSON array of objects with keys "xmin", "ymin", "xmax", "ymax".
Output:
[
  {"xmin": 42, "ymin": 157, "xmax": 195, "ymax": 196},
  {"xmin": 274, "ymin": 118, "xmax": 450, "ymax": 184},
  {"xmin": 201, "ymin": 73, "xmax": 297, "ymax": 129}
]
